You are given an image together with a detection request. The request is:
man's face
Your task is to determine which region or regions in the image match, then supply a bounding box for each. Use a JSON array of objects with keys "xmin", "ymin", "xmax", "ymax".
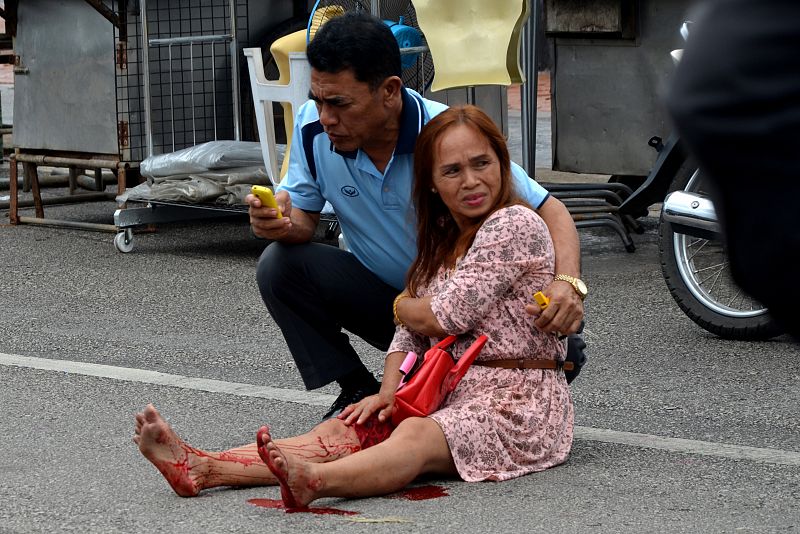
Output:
[{"xmin": 309, "ymin": 68, "xmax": 389, "ymax": 153}]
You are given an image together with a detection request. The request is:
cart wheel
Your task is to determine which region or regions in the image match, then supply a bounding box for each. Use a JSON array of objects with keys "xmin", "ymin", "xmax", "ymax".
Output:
[{"xmin": 114, "ymin": 230, "xmax": 134, "ymax": 253}]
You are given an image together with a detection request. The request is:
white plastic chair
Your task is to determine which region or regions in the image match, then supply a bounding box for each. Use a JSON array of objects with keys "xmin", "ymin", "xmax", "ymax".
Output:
[{"xmin": 243, "ymin": 47, "xmax": 311, "ymax": 183}]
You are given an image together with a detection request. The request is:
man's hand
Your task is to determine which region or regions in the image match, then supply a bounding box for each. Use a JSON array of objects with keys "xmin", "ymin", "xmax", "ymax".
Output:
[
  {"xmin": 534, "ymin": 196, "xmax": 583, "ymax": 333},
  {"xmin": 526, "ymin": 279, "xmax": 584, "ymax": 334},
  {"xmin": 247, "ymin": 189, "xmax": 293, "ymax": 240}
]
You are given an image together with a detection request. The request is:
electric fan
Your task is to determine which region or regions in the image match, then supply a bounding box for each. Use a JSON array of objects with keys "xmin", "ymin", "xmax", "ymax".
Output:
[{"xmin": 306, "ymin": 0, "xmax": 435, "ymax": 94}]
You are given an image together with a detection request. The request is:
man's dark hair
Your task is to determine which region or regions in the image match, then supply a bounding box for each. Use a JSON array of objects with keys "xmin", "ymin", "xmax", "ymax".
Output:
[{"xmin": 307, "ymin": 11, "xmax": 402, "ymax": 90}]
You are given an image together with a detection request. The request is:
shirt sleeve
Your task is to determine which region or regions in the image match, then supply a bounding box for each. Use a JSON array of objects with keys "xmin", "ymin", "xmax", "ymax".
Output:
[
  {"xmin": 511, "ymin": 161, "xmax": 550, "ymax": 209},
  {"xmin": 430, "ymin": 206, "xmax": 554, "ymax": 334},
  {"xmin": 274, "ymin": 101, "xmax": 327, "ymax": 213}
]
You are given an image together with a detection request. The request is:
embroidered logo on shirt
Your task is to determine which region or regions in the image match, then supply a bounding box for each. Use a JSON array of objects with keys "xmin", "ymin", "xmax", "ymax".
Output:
[{"xmin": 341, "ymin": 186, "xmax": 359, "ymax": 197}]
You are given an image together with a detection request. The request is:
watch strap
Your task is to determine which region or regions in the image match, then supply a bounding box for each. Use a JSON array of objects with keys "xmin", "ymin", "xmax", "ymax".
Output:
[{"xmin": 554, "ymin": 274, "xmax": 587, "ymax": 300}]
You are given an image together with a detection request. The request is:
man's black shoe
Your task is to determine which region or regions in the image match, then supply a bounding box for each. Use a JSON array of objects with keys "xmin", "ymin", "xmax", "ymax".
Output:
[{"xmin": 322, "ymin": 383, "xmax": 380, "ymax": 421}]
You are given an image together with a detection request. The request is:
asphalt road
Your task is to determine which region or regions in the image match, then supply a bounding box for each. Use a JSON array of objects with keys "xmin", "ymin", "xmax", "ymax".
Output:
[{"xmin": 1, "ymin": 189, "xmax": 799, "ymax": 534}]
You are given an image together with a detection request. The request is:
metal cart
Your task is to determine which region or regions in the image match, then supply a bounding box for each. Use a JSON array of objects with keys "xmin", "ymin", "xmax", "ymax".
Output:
[{"xmin": 6, "ymin": 0, "xmax": 305, "ymax": 250}]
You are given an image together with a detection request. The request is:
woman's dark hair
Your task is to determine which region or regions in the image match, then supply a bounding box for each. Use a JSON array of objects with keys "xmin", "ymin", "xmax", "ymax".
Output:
[
  {"xmin": 307, "ymin": 12, "xmax": 402, "ymax": 91},
  {"xmin": 408, "ymin": 105, "xmax": 527, "ymax": 295}
]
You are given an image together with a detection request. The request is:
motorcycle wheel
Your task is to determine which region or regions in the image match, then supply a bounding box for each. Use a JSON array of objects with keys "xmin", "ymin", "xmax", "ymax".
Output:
[{"xmin": 658, "ymin": 167, "xmax": 783, "ymax": 340}]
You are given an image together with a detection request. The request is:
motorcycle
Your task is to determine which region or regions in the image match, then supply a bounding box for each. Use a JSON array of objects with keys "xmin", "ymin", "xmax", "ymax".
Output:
[{"xmin": 619, "ymin": 23, "xmax": 783, "ymax": 341}]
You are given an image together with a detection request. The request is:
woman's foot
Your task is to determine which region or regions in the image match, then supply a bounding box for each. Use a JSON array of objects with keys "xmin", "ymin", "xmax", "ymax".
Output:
[
  {"xmin": 134, "ymin": 404, "xmax": 208, "ymax": 497},
  {"xmin": 257, "ymin": 425, "xmax": 322, "ymax": 508}
]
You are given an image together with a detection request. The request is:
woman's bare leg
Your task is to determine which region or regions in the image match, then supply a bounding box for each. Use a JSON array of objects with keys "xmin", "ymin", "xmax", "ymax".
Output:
[
  {"xmin": 258, "ymin": 417, "xmax": 457, "ymax": 508},
  {"xmin": 133, "ymin": 404, "xmax": 362, "ymax": 497}
]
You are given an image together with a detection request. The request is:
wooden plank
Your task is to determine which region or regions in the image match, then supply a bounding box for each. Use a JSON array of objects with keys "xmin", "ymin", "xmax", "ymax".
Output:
[{"xmin": 545, "ymin": 0, "xmax": 622, "ymax": 34}]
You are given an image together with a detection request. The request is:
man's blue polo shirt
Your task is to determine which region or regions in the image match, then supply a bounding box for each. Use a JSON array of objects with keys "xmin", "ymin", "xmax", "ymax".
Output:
[{"xmin": 277, "ymin": 87, "xmax": 551, "ymax": 290}]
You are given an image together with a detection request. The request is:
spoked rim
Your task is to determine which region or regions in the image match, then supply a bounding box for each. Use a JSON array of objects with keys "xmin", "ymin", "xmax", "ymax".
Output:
[{"xmin": 672, "ymin": 171, "xmax": 769, "ymax": 319}]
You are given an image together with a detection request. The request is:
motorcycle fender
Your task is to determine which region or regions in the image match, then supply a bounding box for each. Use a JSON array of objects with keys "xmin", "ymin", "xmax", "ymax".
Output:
[{"xmin": 662, "ymin": 190, "xmax": 721, "ymax": 240}]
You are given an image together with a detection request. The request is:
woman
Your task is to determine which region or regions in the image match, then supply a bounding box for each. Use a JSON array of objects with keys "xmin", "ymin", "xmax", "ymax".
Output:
[{"xmin": 133, "ymin": 105, "xmax": 572, "ymax": 504}]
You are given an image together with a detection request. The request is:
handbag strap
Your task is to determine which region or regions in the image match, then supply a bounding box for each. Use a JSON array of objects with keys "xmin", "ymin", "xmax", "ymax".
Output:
[
  {"xmin": 444, "ymin": 334, "xmax": 488, "ymax": 393},
  {"xmin": 432, "ymin": 335, "xmax": 459, "ymax": 352}
]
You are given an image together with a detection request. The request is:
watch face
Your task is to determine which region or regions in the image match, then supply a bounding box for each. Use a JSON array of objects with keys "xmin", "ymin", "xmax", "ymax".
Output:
[{"xmin": 576, "ymin": 279, "xmax": 588, "ymax": 296}]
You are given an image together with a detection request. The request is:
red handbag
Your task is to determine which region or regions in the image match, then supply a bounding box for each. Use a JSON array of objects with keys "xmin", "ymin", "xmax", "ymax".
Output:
[{"xmin": 392, "ymin": 334, "xmax": 488, "ymax": 426}]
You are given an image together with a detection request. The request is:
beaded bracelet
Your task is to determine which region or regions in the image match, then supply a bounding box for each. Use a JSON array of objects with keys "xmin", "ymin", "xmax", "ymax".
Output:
[{"xmin": 393, "ymin": 293, "xmax": 409, "ymax": 327}]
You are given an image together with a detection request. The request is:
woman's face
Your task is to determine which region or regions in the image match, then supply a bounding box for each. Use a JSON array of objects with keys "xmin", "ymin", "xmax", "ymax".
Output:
[{"xmin": 432, "ymin": 123, "xmax": 502, "ymax": 229}]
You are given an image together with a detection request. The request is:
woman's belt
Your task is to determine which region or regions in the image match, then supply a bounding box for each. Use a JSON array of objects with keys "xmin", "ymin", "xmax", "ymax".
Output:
[{"xmin": 473, "ymin": 359, "xmax": 574, "ymax": 371}]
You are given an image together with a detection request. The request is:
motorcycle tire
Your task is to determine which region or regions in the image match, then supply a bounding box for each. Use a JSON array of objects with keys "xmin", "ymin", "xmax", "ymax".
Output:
[{"xmin": 658, "ymin": 166, "xmax": 783, "ymax": 340}]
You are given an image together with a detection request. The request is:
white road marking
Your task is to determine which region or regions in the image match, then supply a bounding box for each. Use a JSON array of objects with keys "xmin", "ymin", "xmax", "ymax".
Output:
[
  {"xmin": 0, "ymin": 352, "xmax": 334, "ymax": 407},
  {"xmin": 3, "ymin": 352, "xmax": 800, "ymax": 467},
  {"xmin": 574, "ymin": 427, "xmax": 800, "ymax": 466}
]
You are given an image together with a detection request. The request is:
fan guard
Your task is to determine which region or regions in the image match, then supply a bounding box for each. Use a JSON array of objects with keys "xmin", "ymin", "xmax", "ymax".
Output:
[{"xmin": 307, "ymin": 0, "xmax": 435, "ymax": 94}]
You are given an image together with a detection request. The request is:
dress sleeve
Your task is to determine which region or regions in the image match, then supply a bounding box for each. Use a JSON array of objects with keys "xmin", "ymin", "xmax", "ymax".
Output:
[
  {"xmin": 430, "ymin": 206, "xmax": 554, "ymax": 334},
  {"xmin": 387, "ymin": 324, "xmax": 430, "ymax": 356}
]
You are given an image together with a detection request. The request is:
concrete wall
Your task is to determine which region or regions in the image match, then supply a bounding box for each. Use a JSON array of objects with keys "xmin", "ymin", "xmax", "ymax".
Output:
[{"xmin": 550, "ymin": 0, "xmax": 697, "ymax": 176}]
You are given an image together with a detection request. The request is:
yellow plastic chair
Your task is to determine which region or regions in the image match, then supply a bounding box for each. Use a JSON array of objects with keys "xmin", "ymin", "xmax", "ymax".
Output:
[{"xmin": 267, "ymin": 29, "xmax": 308, "ymax": 180}]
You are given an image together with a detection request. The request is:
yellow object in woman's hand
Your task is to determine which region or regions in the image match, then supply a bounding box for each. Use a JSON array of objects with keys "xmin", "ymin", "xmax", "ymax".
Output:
[{"xmin": 533, "ymin": 291, "xmax": 550, "ymax": 309}]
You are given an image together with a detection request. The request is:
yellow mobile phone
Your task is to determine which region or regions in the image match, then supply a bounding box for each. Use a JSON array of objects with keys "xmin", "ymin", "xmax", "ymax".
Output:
[
  {"xmin": 250, "ymin": 185, "xmax": 282, "ymax": 218},
  {"xmin": 533, "ymin": 291, "xmax": 550, "ymax": 309}
]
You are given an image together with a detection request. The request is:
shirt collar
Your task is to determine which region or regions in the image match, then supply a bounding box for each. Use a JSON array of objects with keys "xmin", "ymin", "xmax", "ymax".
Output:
[{"xmin": 395, "ymin": 86, "xmax": 423, "ymax": 155}]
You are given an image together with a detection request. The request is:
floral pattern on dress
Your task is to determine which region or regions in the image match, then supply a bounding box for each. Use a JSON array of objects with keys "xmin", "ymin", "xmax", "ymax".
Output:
[{"xmin": 388, "ymin": 205, "xmax": 574, "ymax": 482}]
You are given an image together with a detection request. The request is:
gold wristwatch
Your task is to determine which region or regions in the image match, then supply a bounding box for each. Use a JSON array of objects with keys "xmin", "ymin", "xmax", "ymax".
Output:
[{"xmin": 553, "ymin": 274, "xmax": 588, "ymax": 301}]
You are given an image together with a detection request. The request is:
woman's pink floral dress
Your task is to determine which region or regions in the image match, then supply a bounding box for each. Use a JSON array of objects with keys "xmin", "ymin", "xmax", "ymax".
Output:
[{"xmin": 388, "ymin": 205, "xmax": 574, "ymax": 481}]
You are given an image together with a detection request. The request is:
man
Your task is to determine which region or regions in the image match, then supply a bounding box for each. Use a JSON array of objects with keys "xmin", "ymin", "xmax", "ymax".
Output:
[
  {"xmin": 248, "ymin": 12, "xmax": 587, "ymax": 418},
  {"xmin": 668, "ymin": 0, "xmax": 800, "ymax": 339}
]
